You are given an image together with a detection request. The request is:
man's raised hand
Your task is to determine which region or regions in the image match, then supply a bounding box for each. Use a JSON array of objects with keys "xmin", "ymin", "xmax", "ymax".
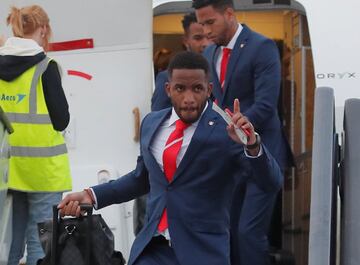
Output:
[{"xmin": 226, "ymin": 99, "xmax": 257, "ymax": 146}]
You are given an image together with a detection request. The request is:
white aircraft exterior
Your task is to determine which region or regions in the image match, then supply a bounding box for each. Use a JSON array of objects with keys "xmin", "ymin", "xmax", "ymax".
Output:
[{"xmin": 0, "ymin": 0, "xmax": 359, "ymax": 264}]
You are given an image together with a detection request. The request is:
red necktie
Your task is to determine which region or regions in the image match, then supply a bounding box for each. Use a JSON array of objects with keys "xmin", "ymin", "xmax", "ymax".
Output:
[
  {"xmin": 158, "ymin": 119, "xmax": 190, "ymax": 232},
  {"xmin": 220, "ymin": 47, "xmax": 231, "ymax": 91}
]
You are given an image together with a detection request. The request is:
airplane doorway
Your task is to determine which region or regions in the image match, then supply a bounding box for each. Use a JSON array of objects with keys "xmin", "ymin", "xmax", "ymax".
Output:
[{"xmin": 153, "ymin": 2, "xmax": 315, "ymax": 265}]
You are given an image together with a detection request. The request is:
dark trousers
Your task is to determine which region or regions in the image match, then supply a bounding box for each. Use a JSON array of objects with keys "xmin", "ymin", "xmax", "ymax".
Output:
[
  {"xmin": 230, "ymin": 181, "xmax": 276, "ymax": 265},
  {"xmin": 133, "ymin": 237, "xmax": 181, "ymax": 265}
]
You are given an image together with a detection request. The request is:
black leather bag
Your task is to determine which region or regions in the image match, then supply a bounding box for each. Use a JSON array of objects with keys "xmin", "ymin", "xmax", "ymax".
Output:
[{"xmin": 37, "ymin": 205, "xmax": 125, "ymax": 265}]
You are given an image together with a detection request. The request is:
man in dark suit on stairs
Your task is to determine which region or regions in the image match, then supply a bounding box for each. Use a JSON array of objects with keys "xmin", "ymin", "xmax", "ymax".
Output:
[
  {"xmin": 59, "ymin": 51, "xmax": 282, "ymax": 265},
  {"xmin": 194, "ymin": 0, "xmax": 294, "ymax": 264}
]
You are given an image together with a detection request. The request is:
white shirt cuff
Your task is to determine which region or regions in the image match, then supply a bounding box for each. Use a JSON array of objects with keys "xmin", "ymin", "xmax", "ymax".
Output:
[
  {"xmin": 244, "ymin": 145, "xmax": 263, "ymax": 158},
  {"xmin": 89, "ymin": 188, "xmax": 99, "ymax": 210}
]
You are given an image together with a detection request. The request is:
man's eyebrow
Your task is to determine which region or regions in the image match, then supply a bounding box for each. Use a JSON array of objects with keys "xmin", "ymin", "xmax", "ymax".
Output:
[{"xmin": 203, "ymin": 18, "xmax": 214, "ymax": 24}]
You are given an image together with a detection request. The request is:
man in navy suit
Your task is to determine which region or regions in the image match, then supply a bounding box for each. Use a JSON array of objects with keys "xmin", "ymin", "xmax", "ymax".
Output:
[
  {"xmin": 151, "ymin": 12, "xmax": 211, "ymax": 111},
  {"xmin": 59, "ymin": 52, "xmax": 282, "ymax": 265},
  {"xmin": 194, "ymin": 0, "xmax": 294, "ymax": 264},
  {"xmin": 137, "ymin": 14, "xmax": 211, "ymax": 235}
]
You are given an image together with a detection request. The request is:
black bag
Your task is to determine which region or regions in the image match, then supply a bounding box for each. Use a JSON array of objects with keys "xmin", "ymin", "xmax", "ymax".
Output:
[{"xmin": 37, "ymin": 205, "xmax": 125, "ymax": 265}]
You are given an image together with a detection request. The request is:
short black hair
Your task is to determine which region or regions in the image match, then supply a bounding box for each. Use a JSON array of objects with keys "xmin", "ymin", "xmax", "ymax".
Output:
[
  {"xmin": 181, "ymin": 12, "xmax": 197, "ymax": 33},
  {"xmin": 192, "ymin": 0, "xmax": 234, "ymax": 10},
  {"xmin": 168, "ymin": 51, "xmax": 209, "ymax": 78}
]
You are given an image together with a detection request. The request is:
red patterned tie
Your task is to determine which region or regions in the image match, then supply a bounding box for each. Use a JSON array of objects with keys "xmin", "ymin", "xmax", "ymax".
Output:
[
  {"xmin": 158, "ymin": 119, "xmax": 190, "ymax": 232},
  {"xmin": 220, "ymin": 47, "xmax": 231, "ymax": 91}
]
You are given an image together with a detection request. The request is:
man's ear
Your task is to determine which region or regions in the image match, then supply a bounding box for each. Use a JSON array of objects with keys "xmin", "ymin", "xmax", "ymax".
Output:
[
  {"xmin": 165, "ymin": 82, "xmax": 171, "ymax": 97},
  {"xmin": 224, "ymin": 7, "xmax": 235, "ymax": 20},
  {"xmin": 182, "ymin": 36, "xmax": 190, "ymax": 51},
  {"xmin": 207, "ymin": 82, "xmax": 213, "ymax": 97}
]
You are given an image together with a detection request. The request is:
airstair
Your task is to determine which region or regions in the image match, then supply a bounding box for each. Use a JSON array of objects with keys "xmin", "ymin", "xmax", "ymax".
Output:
[
  {"xmin": 309, "ymin": 87, "xmax": 360, "ymax": 265},
  {"xmin": 0, "ymin": 107, "xmax": 13, "ymax": 265}
]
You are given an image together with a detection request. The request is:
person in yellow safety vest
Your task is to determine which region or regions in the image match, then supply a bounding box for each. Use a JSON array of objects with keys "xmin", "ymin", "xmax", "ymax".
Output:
[{"xmin": 0, "ymin": 5, "xmax": 72, "ymax": 265}]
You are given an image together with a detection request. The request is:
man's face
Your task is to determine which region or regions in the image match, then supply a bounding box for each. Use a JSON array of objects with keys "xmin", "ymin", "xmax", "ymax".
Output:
[
  {"xmin": 166, "ymin": 69, "xmax": 212, "ymax": 123},
  {"xmin": 184, "ymin": 22, "xmax": 211, "ymax": 53},
  {"xmin": 195, "ymin": 5, "xmax": 233, "ymax": 46}
]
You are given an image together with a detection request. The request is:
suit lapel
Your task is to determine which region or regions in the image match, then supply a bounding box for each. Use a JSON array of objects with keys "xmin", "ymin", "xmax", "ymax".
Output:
[
  {"xmin": 210, "ymin": 46, "xmax": 222, "ymax": 102},
  {"xmin": 172, "ymin": 102, "xmax": 219, "ymax": 182},
  {"xmin": 221, "ymin": 24, "xmax": 251, "ymax": 106},
  {"xmin": 143, "ymin": 109, "xmax": 171, "ymax": 179}
]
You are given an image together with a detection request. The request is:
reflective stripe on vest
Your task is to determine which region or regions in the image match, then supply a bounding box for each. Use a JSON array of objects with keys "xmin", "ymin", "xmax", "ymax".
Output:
[
  {"xmin": 11, "ymin": 143, "xmax": 67, "ymax": 157},
  {"xmin": 29, "ymin": 57, "xmax": 50, "ymax": 114},
  {"xmin": 6, "ymin": 113, "xmax": 51, "ymax": 124}
]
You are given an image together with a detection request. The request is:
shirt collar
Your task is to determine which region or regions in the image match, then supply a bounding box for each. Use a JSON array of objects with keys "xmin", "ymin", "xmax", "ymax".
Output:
[
  {"xmin": 168, "ymin": 101, "xmax": 209, "ymax": 128},
  {"xmin": 224, "ymin": 23, "xmax": 243, "ymax": 50}
]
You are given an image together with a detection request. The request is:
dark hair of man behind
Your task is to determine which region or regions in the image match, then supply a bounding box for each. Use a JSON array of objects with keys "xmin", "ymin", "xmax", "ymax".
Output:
[
  {"xmin": 181, "ymin": 12, "xmax": 197, "ymax": 33},
  {"xmin": 167, "ymin": 51, "xmax": 209, "ymax": 78},
  {"xmin": 192, "ymin": 0, "xmax": 234, "ymax": 10}
]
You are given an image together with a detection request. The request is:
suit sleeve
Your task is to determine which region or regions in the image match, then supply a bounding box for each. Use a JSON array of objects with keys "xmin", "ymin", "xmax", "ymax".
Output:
[
  {"xmin": 92, "ymin": 155, "xmax": 150, "ymax": 209},
  {"xmin": 232, "ymin": 143, "xmax": 283, "ymax": 193},
  {"xmin": 151, "ymin": 71, "xmax": 172, "ymax": 111},
  {"xmin": 91, "ymin": 115, "xmax": 151, "ymax": 209},
  {"xmin": 243, "ymin": 39, "xmax": 281, "ymax": 129}
]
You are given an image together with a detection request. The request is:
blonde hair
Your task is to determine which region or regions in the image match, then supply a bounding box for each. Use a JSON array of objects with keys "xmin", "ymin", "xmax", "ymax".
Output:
[{"xmin": 6, "ymin": 5, "xmax": 52, "ymax": 50}]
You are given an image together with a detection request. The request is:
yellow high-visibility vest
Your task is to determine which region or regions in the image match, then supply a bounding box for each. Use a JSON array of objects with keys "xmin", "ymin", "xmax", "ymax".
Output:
[{"xmin": 0, "ymin": 57, "xmax": 72, "ymax": 192}]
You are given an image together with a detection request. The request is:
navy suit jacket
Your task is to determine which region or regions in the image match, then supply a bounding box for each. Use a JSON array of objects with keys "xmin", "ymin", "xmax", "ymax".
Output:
[
  {"xmin": 151, "ymin": 70, "xmax": 172, "ymax": 111},
  {"xmin": 92, "ymin": 102, "xmax": 282, "ymax": 265},
  {"xmin": 203, "ymin": 24, "xmax": 293, "ymax": 169}
]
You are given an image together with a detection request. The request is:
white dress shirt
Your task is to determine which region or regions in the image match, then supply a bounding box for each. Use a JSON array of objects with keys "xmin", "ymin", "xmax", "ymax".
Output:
[{"xmin": 216, "ymin": 23, "xmax": 243, "ymax": 79}]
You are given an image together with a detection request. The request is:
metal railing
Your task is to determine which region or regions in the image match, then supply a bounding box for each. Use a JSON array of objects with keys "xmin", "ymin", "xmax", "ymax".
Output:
[
  {"xmin": 340, "ymin": 98, "xmax": 360, "ymax": 265},
  {"xmin": 308, "ymin": 87, "xmax": 338, "ymax": 265}
]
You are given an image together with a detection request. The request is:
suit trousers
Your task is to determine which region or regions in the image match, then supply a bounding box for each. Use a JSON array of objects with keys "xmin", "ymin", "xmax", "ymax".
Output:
[
  {"xmin": 231, "ymin": 180, "xmax": 276, "ymax": 265},
  {"xmin": 133, "ymin": 237, "xmax": 181, "ymax": 265}
]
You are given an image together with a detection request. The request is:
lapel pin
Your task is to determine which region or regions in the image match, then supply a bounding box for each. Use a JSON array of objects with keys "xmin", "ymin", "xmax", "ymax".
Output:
[
  {"xmin": 208, "ymin": 121, "xmax": 214, "ymax": 126},
  {"xmin": 240, "ymin": 43, "xmax": 245, "ymax": 48}
]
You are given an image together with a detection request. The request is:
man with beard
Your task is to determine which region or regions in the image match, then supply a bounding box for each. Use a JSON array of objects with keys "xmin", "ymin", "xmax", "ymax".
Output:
[
  {"xmin": 193, "ymin": 0, "xmax": 294, "ymax": 264},
  {"xmin": 58, "ymin": 51, "xmax": 282, "ymax": 265},
  {"xmin": 133, "ymin": 12, "xmax": 212, "ymax": 235}
]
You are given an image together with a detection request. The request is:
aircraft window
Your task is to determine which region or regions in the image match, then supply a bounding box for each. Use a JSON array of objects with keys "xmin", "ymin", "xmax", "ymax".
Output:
[
  {"xmin": 253, "ymin": 0, "xmax": 290, "ymax": 4},
  {"xmin": 253, "ymin": 0, "xmax": 271, "ymax": 4},
  {"xmin": 274, "ymin": 0, "xmax": 291, "ymax": 4}
]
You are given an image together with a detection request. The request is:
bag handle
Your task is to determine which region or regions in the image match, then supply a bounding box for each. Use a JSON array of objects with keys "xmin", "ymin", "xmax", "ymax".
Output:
[
  {"xmin": 80, "ymin": 204, "xmax": 93, "ymax": 265},
  {"xmin": 51, "ymin": 204, "xmax": 94, "ymax": 265},
  {"xmin": 80, "ymin": 204, "xmax": 93, "ymax": 216},
  {"xmin": 51, "ymin": 205, "xmax": 59, "ymax": 265}
]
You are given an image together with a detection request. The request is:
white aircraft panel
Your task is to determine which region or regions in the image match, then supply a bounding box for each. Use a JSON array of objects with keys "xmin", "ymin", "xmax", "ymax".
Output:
[
  {"xmin": 298, "ymin": 0, "xmax": 360, "ymax": 107},
  {"xmin": 0, "ymin": 0, "xmax": 153, "ymax": 47}
]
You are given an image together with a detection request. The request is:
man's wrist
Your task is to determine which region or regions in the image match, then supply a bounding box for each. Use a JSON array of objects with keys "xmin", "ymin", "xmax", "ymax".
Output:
[
  {"xmin": 246, "ymin": 132, "xmax": 261, "ymax": 150},
  {"xmin": 84, "ymin": 188, "xmax": 95, "ymax": 205}
]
